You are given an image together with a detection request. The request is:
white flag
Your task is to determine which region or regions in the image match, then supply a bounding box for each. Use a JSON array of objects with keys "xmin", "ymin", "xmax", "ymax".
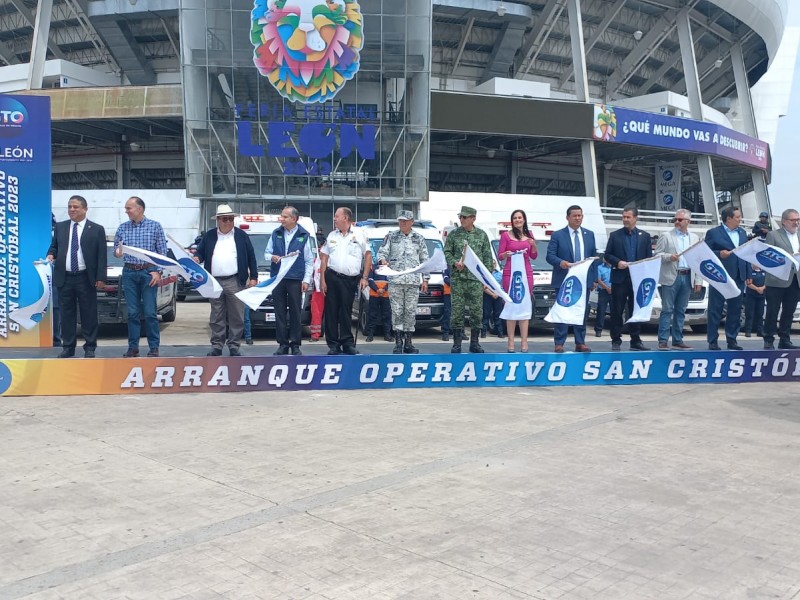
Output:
[
  {"xmin": 121, "ymin": 244, "xmax": 184, "ymax": 278},
  {"xmin": 166, "ymin": 235, "xmax": 223, "ymax": 299},
  {"xmin": 731, "ymin": 238, "xmax": 799, "ymax": 281},
  {"xmin": 235, "ymin": 253, "xmax": 299, "ymax": 311},
  {"xmin": 463, "ymin": 245, "xmax": 512, "ymax": 303},
  {"xmin": 499, "ymin": 252, "xmax": 532, "ymax": 321},
  {"xmin": 626, "ymin": 256, "xmax": 661, "ymax": 323},
  {"xmin": 545, "ymin": 258, "xmax": 594, "ymax": 325},
  {"xmin": 375, "ymin": 248, "xmax": 448, "ymax": 277},
  {"xmin": 9, "ymin": 261, "xmax": 52, "ymax": 330},
  {"xmin": 682, "ymin": 240, "xmax": 741, "ymax": 299}
]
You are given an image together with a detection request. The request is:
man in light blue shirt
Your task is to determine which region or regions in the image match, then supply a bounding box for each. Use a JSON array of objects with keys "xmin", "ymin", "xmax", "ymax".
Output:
[
  {"xmin": 655, "ymin": 209, "xmax": 702, "ymax": 350},
  {"xmin": 265, "ymin": 207, "xmax": 314, "ymax": 355}
]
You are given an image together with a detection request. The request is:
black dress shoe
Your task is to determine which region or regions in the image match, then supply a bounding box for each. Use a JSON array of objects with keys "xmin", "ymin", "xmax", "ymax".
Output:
[
  {"xmin": 764, "ymin": 342, "xmax": 775, "ymax": 350},
  {"xmin": 84, "ymin": 349, "xmax": 95, "ymax": 358},
  {"xmin": 342, "ymin": 346, "xmax": 359, "ymax": 355},
  {"xmin": 290, "ymin": 346, "xmax": 302, "ymax": 356},
  {"xmin": 383, "ymin": 334, "xmax": 393, "ymax": 342},
  {"xmin": 726, "ymin": 343, "xmax": 744, "ymax": 351},
  {"xmin": 708, "ymin": 343, "xmax": 721, "ymax": 351},
  {"xmin": 327, "ymin": 348, "xmax": 342, "ymax": 355},
  {"xmin": 229, "ymin": 348, "xmax": 241, "ymax": 357},
  {"xmin": 611, "ymin": 342, "xmax": 621, "ymax": 351},
  {"xmin": 365, "ymin": 335, "xmax": 374, "ymax": 342},
  {"xmin": 778, "ymin": 342, "xmax": 799, "ymax": 350},
  {"xmin": 57, "ymin": 349, "xmax": 75, "ymax": 358},
  {"xmin": 273, "ymin": 345, "xmax": 290, "ymax": 356},
  {"xmin": 123, "ymin": 348, "xmax": 140, "ymax": 358},
  {"xmin": 207, "ymin": 348, "xmax": 222, "ymax": 356},
  {"xmin": 629, "ymin": 341, "xmax": 649, "ymax": 351}
]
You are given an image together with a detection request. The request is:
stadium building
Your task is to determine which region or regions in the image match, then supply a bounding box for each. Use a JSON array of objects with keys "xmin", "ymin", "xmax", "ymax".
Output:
[{"xmin": 0, "ymin": 0, "xmax": 791, "ymax": 226}]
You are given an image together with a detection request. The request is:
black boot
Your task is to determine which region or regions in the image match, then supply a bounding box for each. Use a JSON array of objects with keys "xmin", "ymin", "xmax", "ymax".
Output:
[
  {"xmin": 469, "ymin": 329, "xmax": 485, "ymax": 353},
  {"xmin": 451, "ymin": 329, "xmax": 463, "ymax": 354},
  {"xmin": 393, "ymin": 332, "xmax": 404, "ymax": 354},
  {"xmin": 403, "ymin": 332, "xmax": 419, "ymax": 354}
]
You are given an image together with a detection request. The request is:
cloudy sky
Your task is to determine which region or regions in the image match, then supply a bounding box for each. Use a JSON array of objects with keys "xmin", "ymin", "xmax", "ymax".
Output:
[{"xmin": 767, "ymin": 5, "xmax": 800, "ymax": 215}]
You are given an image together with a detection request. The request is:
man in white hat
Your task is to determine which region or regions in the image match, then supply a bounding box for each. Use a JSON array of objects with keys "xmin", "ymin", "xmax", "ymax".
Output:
[{"xmin": 194, "ymin": 204, "xmax": 258, "ymax": 356}]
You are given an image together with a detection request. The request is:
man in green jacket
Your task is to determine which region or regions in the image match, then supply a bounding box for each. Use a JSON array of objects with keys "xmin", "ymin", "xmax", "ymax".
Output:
[{"xmin": 443, "ymin": 206, "xmax": 494, "ymax": 353}]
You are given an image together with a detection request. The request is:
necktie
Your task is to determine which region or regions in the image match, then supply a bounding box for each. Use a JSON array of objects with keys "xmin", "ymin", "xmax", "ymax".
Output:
[
  {"xmin": 70, "ymin": 222, "xmax": 79, "ymax": 273},
  {"xmin": 573, "ymin": 230, "xmax": 581, "ymax": 262}
]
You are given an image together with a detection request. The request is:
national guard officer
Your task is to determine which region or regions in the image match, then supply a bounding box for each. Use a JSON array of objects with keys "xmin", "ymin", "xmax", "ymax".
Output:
[
  {"xmin": 443, "ymin": 205, "xmax": 494, "ymax": 353},
  {"xmin": 377, "ymin": 210, "xmax": 430, "ymax": 353}
]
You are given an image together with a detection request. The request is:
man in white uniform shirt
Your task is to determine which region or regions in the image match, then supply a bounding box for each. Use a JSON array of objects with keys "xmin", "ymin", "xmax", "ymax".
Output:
[
  {"xmin": 194, "ymin": 205, "xmax": 258, "ymax": 356},
  {"xmin": 320, "ymin": 207, "xmax": 372, "ymax": 355},
  {"xmin": 763, "ymin": 208, "xmax": 800, "ymax": 350}
]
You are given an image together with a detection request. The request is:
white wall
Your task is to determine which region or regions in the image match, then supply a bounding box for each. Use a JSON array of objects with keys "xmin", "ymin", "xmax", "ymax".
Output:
[{"xmin": 52, "ymin": 189, "xmax": 201, "ymax": 246}]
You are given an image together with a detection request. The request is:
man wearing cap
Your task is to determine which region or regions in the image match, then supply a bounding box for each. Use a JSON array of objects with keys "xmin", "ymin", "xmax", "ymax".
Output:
[
  {"xmin": 114, "ymin": 196, "xmax": 168, "ymax": 358},
  {"xmin": 194, "ymin": 205, "xmax": 258, "ymax": 356},
  {"xmin": 752, "ymin": 212, "xmax": 772, "ymax": 240},
  {"xmin": 377, "ymin": 210, "xmax": 430, "ymax": 354},
  {"xmin": 265, "ymin": 206, "xmax": 313, "ymax": 356},
  {"xmin": 443, "ymin": 206, "xmax": 493, "ymax": 353}
]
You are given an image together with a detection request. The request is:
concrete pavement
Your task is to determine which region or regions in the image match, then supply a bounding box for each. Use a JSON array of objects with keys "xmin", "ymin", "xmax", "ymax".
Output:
[{"xmin": 2, "ymin": 379, "xmax": 800, "ymax": 599}]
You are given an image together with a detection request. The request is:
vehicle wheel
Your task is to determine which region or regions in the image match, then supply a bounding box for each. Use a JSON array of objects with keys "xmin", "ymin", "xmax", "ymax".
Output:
[
  {"xmin": 162, "ymin": 292, "xmax": 177, "ymax": 322},
  {"xmin": 359, "ymin": 301, "xmax": 369, "ymax": 334},
  {"xmin": 690, "ymin": 324, "xmax": 707, "ymax": 333}
]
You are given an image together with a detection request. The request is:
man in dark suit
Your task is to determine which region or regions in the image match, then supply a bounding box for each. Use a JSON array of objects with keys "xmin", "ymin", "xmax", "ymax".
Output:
[
  {"xmin": 46, "ymin": 195, "xmax": 107, "ymax": 358},
  {"xmin": 704, "ymin": 206, "xmax": 748, "ymax": 350},
  {"xmin": 763, "ymin": 208, "xmax": 800, "ymax": 350},
  {"xmin": 605, "ymin": 207, "xmax": 653, "ymax": 351},
  {"xmin": 194, "ymin": 204, "xmax": 259, "ymax": 357},
  {"xmin": 546, "ymin": 205, "xmax": 597, "ymax": 353}
]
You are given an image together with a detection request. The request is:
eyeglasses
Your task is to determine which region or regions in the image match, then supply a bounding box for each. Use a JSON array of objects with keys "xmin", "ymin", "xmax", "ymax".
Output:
[{"xmin": 217, "ymin": 216, "xmax": 234, "ymax": 222}]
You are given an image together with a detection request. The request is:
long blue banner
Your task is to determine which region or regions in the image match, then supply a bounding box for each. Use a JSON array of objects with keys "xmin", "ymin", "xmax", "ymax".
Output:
[
  {"xmin": 0, "ymin": 94, "xmax": 52, "ymax": 348},
  {"xmin": 593, "ymin": 104, "xmax": 769, "ymax": 171},
  {"xmin": 1, "ymin": 350, "xmax": 798, "ymax": 396}
]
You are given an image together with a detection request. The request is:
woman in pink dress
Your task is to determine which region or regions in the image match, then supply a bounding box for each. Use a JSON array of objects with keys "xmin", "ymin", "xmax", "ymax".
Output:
[{"xmin": 498, "ymin": 209, "xmax": 538, "ymax": 352}]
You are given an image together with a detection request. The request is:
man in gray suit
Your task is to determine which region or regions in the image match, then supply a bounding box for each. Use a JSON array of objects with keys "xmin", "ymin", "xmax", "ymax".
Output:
[
  {"xmin": 655, "ymin": 209, "xmax": 702, "ymax": 350},
  {"xmin": 763, "ymin": 208, "xmax": 800, "ymax": 350}
]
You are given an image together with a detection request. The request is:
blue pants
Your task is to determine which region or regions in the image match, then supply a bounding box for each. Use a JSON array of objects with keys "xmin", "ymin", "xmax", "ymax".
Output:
[
  {"xmin": 244, "ymin": 308, "xmax": 252, "ymax": 340},
  {"xmin": 594, "ymin": 289, "xmax": 611, "ymax": 333},
  {"xmin": 482, "ymin": 292, "xmax": 503, "ymax": 333},
  {"xmin": 123, "ymin": 268, "xmax": 159, "ymax": 351},
  {"xmin": 657, "ymin": 274, "xmax": 691, "ymax": 344},
  {"xmin": 441, "ymin": 294, "xmax": 451, "ymax": 334},
  {"xmin": 743, "ymin": 292, "xmax": 765, "ymax": 336},
  {"xmin": 367, "ymin": 295, "xmax": 391, "ymax": 335},
  {"xmin": 707, "ymin": 282, "xmax": 744, "ymax": 345}
]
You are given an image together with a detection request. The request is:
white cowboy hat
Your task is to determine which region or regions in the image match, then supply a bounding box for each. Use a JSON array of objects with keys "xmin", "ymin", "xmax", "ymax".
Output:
[{"xmin": 211, "ymin": 204, "xmax": 236, "ymax": 219}]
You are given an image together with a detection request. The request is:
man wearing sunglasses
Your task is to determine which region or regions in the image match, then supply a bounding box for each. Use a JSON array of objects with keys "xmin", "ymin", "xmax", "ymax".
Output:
[
  {"xmin": 655, "ymin": 209, "xmax": 702, "ymax": 350},
  {"xmin": 194, "ymin": 205, "xmax": 258, "ymax": 357},
  {"xmin": 763, "ymin": 209, "xmax": 800, "ymax": 350}
]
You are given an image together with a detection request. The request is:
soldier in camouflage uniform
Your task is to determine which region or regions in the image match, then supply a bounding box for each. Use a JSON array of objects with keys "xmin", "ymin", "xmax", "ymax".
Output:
[
  {"xmin": 443, "ymin": 205, "xmax": 494, "ymax": 353},
  {"xmin": 377, "ymin": 210, "xmax": 430, "ymax": 354}
]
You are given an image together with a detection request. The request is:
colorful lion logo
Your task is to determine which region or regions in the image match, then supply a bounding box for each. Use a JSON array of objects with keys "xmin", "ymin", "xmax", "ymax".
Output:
[{"xmin": 250, "ymin": 0, "xmax": 363, "ymax": 104}]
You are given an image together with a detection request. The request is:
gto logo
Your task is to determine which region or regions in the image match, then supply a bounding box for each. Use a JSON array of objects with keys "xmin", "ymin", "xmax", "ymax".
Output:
[
  {"xmin": 636, "ymin": 278, "xmax": 656, "ymax": 307},
  {"xmin": 700, "ymin": 260, "xmax": 728, "ymax": 283},
  {"xmin": 509, "ymin": 271, "xmax": 525, "ymax": 303},
  {"xmin": 178, "ymin": 258, "xmax": 209, "ymax": 286},
  {"xmin": 756, "ymin": 248, "xmax": 786, "ymax": 269},
  {"xmin": 556, "ymin": 276, "xmax": 582, "ymax": 307},
  {"xmin": 0, "ymin": 97, "xmax": 28, "ymax": 138}
]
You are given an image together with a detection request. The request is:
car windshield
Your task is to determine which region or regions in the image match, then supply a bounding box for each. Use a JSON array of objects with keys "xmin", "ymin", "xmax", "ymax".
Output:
[
  {"xmin": 248, "ymin": 234, "xmax": 272, "ymax": 270},
  {"xmin": 491, "ymin": 239, "xmax": 552, "ymax": 270}
]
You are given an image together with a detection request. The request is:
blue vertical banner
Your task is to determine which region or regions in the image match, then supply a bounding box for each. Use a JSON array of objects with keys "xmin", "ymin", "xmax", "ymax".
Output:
[{"xmin": 0, "ymin": 94, "xmax": 52, "ymax": 348}]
